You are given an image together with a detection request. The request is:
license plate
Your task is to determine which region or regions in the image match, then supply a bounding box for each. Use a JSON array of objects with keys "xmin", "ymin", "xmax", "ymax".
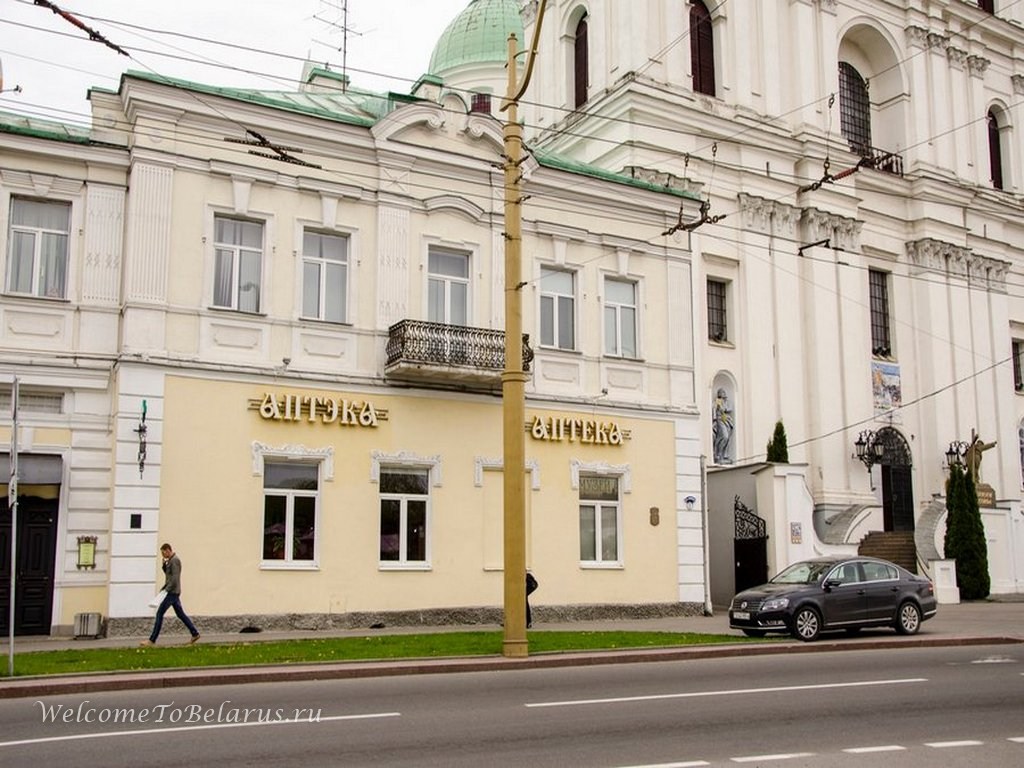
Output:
[{"xmin": 733, "ymin": 611, "xmax": 750, "ymax": 620}]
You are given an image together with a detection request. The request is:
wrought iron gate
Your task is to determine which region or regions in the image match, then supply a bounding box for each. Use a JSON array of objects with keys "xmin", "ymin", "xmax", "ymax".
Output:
[{"xmin": 734, "ymin": 495, "xmax": 768, "ymax": 592}]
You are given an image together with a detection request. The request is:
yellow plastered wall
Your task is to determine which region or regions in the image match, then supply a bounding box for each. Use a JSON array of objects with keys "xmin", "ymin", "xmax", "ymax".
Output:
[{"xmin": 159, "ymin": 375, "xmax": 679, "ymax": 616}]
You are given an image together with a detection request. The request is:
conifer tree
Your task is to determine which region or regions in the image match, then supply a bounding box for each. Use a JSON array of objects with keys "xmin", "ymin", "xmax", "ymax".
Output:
[
  {"xmin": 944, "ymin": 464, "xmax": 991, "ymax": 600},
  {"xmin": 765, "ymin": 420, "xmax": 789, "ymax": 463}
]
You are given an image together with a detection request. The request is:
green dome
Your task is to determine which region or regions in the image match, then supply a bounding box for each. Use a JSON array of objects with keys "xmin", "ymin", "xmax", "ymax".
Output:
[{"xmin": 428, "ymin": 0, "xmax": 524, "ymax": 75}]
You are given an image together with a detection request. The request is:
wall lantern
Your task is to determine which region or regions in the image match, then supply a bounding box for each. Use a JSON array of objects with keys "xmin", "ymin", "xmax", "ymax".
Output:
[
  {"xmin": 945, "ymin": 440, "xmax": 969, "ymax": 470},
  {"xmin": 853, "ymin": 429, "xmax": 885, "ymax": 470}
]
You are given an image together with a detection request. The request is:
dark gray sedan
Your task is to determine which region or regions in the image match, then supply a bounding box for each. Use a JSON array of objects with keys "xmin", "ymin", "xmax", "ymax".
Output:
[{"xmin": 729, "ymin": 556, "xmax": 938, "ymax": 641}]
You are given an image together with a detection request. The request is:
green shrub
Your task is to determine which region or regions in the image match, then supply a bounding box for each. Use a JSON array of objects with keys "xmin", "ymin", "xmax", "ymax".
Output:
[
  {"xmin": 944, "ymin": 464, "xmax": 990, "ymax": 600},
  {"xmin": 766, "ymin": 420, "xmax": 789, "ymax": 463}
]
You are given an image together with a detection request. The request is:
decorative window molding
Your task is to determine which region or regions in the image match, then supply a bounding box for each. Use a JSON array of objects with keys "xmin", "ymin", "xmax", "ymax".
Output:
[
  {"xmin": 371, "ymin": 450, "xmax": 442, "ymax": 486},
  {"xmin": 474, "ymin": 457, "xmax": 541, "ymax": 489},
  {"xmin": 570, "ymin": 458, "xmax": 631, "ymax": 493},
  {"xmin": 251, "ymin": 442, "xmax": 334, "ymax": 480}
]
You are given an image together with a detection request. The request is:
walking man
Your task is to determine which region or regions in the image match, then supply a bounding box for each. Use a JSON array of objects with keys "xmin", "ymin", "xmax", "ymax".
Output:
[{"xmin": 141, "ymin": 543, "xmax": 200, "ymax": 646}]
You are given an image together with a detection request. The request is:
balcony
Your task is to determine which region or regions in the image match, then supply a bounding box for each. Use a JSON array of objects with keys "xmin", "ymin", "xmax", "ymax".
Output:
[
  {"xmin": 848, "ymin": 141, "xmax": 904, "ymax": 177},
  {"xmin": 385, "ymin": 319, "xmax": 533, "ymax": 389}
]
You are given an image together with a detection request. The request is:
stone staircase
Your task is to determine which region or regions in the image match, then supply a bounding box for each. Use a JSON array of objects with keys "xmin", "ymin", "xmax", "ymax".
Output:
[{"xmin": 857, "ymin": 530, "xmax": 918, "ymax": 573}]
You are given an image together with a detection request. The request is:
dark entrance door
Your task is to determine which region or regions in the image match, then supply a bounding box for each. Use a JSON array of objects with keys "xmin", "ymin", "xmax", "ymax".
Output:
[
  {"xmin": 881, "ymin": 465, "xmax": 914, "ymax": 531},
  {"xmin": 0, "ymin": 496, "xmax": 59, "ymax": 635},
  {"xmin": 874, "ymin": 428, "xmax": 914, "ymax": 532},
  {"xmin": 734, "ymin": 496, "xmax": 768, "ymax": 592}
]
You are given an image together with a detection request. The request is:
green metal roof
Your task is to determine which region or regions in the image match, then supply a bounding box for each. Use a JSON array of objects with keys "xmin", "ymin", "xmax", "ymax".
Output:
[
  {"xmin": 0, "ymin": 110, "xmax": 95, "ymax": 144},
  {"xmin": 121, "ymin": 70, "xmax": 394, "ymax": 127},
  {"xmin": 533, "ymin": 150, "xmax": 703, "ymax": 201},
  {"xmin": 428, "ymin": 0, "xmax": 524, "ymax": 75}
]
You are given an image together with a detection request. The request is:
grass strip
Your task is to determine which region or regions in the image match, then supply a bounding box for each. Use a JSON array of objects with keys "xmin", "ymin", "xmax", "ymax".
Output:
[{"xmin": 3, "ymin": 630, "xmax": 753, "ymax": 677}]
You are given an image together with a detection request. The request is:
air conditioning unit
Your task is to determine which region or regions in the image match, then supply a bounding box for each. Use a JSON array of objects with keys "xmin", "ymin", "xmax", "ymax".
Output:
[{"xmin": 73, "ymin": 612, "xmax": 103, "ymax": 639}]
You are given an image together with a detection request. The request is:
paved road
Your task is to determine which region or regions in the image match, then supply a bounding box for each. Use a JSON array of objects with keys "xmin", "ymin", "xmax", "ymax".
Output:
[
  {"xmin": 1, "ymin": 599, "xmax": 1022, "ymax": 699},
  {"xmin": 1, "ymin": 643, "xmax": 1022, "ymax": 767}
]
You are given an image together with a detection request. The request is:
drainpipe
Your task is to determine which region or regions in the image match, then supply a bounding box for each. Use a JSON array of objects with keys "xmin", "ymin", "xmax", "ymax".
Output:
[{"xmin": 700, "ymin": 454, "xmax": 713, "ymax": 616}]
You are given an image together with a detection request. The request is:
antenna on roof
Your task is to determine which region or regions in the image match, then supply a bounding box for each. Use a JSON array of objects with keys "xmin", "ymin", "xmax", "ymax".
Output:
[{"xmin": 313, "ymin": 0, "xmax": 365, "ymax": 92}]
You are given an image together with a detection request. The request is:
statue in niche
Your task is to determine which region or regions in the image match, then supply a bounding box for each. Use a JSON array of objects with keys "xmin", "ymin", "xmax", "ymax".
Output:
[{"xmin": 712, "ymin": 388, "xmax": 735, "ymax": 464}]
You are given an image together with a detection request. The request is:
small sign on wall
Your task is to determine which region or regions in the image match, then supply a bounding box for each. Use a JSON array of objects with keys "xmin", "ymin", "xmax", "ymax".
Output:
[{"xmin": 790, "ymin": 522, "xmax": 802, "ymax": 545}]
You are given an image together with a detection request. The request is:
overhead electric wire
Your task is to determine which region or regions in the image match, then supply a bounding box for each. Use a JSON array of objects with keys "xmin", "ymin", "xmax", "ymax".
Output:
[{"xmin": 6, "ymin": 0, "xmax": 1024, "ymax": 461}]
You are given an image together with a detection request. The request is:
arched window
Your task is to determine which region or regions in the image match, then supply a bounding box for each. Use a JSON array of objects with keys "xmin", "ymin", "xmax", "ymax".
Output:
[
  {"xmin": 838, "ymin": 61, "xmax": 872, "ymax": 156},
  {"xmin": 689, "ymin": 1, "xmax": 715, "ymax": 96},
  {"xmin": 988, "ymin": 109, "xmax": 1005, "ymax": 190},
  {"xmin": 574, "ymin": 15, "xmax": 589, "ymax": 109}
]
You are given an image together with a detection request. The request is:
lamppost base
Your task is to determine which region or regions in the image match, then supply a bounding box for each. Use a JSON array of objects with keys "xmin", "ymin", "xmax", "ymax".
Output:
[{"xmin": 502, "ymin": 638, "xmax": 529, "ymax": 658}]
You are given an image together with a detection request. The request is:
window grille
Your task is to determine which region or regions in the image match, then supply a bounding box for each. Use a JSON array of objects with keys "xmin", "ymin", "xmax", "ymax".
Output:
[
  {"xmin": 707, "ymin": 279, "xmax": 727, "ymax": 342},
  {"xmin": 689, "ymin": 1, "xmax": 715, "ymax": 97},
  {"xmin": 839, "ymin": 62, "xmax": 872, "ymax": 156},
  {"xmin": 869, "ymin": 269, "xmax": 891, "ymax": 357}
]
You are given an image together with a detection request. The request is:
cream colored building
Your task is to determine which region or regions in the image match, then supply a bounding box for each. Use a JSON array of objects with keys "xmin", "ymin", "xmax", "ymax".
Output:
[{"xmin": 1, "ymin": 7, "xmax": 706, "ymax": 633}]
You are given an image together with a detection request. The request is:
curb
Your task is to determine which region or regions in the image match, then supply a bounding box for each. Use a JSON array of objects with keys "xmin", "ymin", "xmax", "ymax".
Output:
[{"xmin": 3, "ymin": 634, "xmax": 1021, "ymax": 700}]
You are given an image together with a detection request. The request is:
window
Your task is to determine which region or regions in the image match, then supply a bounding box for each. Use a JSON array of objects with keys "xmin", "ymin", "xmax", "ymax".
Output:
[
  {"xmin": 540, "ymin": 267, "xmax": 575, "ymax": 350},
  {"xmin": 838, "ymin": 61, "xmax": 872, "ymax": 157},
  {"xmin": 470, "ymin": 92, "xmax": 491, "ymax": 113},
  {"xmin": 427, "ymin": 247, "xmax": 469, "ymax": 325},
  {"xmin": 579, "ymin": 475, "xmax": 620, "ymax": 565},
  {"xmin": 707, "ymin": 278, "xmax": 728, "ymax": 342},
  {"xmin": 988, "ymin": 109, "xmax": 1005, "ymax": 191},
  {"xmin": 379, "ymin": 469, "xmax": 430, "ymax": 565},
  {"xmin": 604, "ymin": 278, "xmax": 638, "ymax": 358},
  {"xmin": 213, "ymin": 216, "xmax": 263, "ymax": 312},
  {"xmin": 978, "ymin": 0, "xmax": 995, "ymax": 13},
  {"xmin": 689, "ymin": 1, "xmax": 716, "ymax": 97},
  {"xmin": 6, "ymin": 197, "xmax": 70, "ymax": 299},
  {"xmin": 302, "ymin": 230, "xmax": 348, "ymax": 323},
  {"xmin": 1013, "ymin": 340, "xmax": 1023, "ymax": 391},
  {"xmin": 869, "ymin": 269, "xmax": 891, "ymax": 357},
  {"xmin": 262, "ymin": 462, "xmax": 318, "ymax": 564},
  {"xmin": 861, "ymin": 560, "xmax": 897, "ymax": 582},
  {"xmin": 574, "ymin": 14, "xmax": 589, "ymax": 109}
]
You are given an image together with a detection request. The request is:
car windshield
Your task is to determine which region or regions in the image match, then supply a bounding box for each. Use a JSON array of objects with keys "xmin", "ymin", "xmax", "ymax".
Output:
[{"xmin": 770, "ymin": 561, "xmax": 835, "ymax": 585}]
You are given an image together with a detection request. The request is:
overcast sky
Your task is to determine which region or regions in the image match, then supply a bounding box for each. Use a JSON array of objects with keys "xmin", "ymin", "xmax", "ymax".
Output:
[{"xmin": 1, "ymin": 0, "xmax": 472, "ymax": 124}]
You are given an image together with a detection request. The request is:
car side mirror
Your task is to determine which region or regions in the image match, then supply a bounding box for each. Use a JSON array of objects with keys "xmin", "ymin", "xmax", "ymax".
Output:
[{"xmin": 823, "ymin": 579, "xmax": 840, "ymax": 591}]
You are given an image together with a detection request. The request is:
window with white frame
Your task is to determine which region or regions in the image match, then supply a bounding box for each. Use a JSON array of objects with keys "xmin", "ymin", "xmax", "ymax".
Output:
[
  {"xmin": 579, "ymin": 474, "xmax": 621, "ymax": 565},
  {"xmin": 707, "ymin": 278, "xmax": 728, "ymax": 342},
  {"xmin": 540, "ymin": 267, "xmax": 575, "ymax": 350},
  {"xmin": 302, "ymin": 230, "xmax": 348, "ymax": 323},
  {"xmin": 603, "ymin": 277, "xmax": 638, "ymax": 358},
  {"xmin": 213, "ymin": 215, "xmax": 263, "ymax": 313},
  {"xmin": 427, "ymin": 247, "xmax": 469, "ymax": 326},
  {"xmin": 262, "ymin": 462, "xmax": 319, "ymax": 564},
  {"xmin": 379, "ymin": 468, "xmax": 430, "ymax": 565},
  {"xmin": 6, "ymin": 197, "xmax": 70, "ymax": 299},
  {"xmin": 869, "ymin": 268, "xmax": 892, "ymax": 357}
]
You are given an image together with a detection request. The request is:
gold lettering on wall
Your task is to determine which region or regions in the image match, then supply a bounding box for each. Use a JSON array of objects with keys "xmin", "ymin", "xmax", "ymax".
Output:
[
  {"xmin": 529, "ymin": 416, "xmax": 627, "ymax": 445},
  {"xmin": 250, "ymin": 393, "xmax": 388, "ymax": 427}
]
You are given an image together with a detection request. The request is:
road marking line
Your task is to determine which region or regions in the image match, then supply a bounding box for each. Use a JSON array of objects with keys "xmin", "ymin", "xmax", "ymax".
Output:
[
  {"xmin": 925, "ymin": 740, "xmax": 984, "ymax": 748},
  {"xmin": 731, "ymin": 754, "xmax": 815, "ymax": 763},
  {"xmin": 843, "ymin": 746, "xmax": 906, "ymax": 754},
  {"xmin": 1007, "ymin": 737, "xmax": 1024, "ymax": 743},
  {"xmin": 526, "ymin": 678, "xmax": 928, "ymax": 708},
  {"xmin": 616, "ymin": 762, "xmax": 709, "ymax": 767},
  {"xmin": 0, "ymin": 712, "xmax": 401, "ymax": 749}
]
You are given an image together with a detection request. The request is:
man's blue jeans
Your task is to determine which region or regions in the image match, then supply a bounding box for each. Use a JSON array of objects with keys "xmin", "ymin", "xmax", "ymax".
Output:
[{"xmin": 150, "ymin": 592, "xmax": 199, "ymax": 642}]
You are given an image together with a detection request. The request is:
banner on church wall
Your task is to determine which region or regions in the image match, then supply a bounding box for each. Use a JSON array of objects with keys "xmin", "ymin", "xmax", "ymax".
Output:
[{"xmin": 872, "ymin": 361, "xmax": 901, "ymax": 416}]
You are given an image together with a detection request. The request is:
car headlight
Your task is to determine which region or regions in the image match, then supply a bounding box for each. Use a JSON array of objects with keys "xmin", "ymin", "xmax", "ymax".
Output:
[{"xmin": 761, "ymin": 597, "xmax": 789, "ymax": 611}]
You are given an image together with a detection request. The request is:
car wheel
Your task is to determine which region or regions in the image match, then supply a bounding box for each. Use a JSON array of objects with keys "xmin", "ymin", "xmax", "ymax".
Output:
[
  {"xmin": 741, "ymin": 629, "xmax": 766, "ymax": 638},
  {"xmin": 791, "ymin": 606, "xmax": 821, "ymax": 642},
  {"xmin": 895, "ymin": 601, "xmax": 922, "ymax": 635}
]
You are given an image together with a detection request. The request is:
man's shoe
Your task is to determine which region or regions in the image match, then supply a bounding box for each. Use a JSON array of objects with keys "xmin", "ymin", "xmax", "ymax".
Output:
[
  {"xmin": 139, "ymin": 640, "xmax": 154, "ymax": 647},
  {"xmin": 189, "ymin": 634, "xmax": 200, "ymax": 645}
]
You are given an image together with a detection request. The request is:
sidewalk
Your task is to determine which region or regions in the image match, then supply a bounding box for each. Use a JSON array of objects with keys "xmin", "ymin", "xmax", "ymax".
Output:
[{"xmin": 2, "ymin": 600, "xmax": 1022, "ymax": 699}]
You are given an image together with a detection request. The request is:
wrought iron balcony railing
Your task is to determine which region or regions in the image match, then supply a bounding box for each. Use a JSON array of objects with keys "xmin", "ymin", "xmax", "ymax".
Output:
[
  {"xmin": 848, "ymin": 141, "xmax": 904, "ymax": 177},
  {"xmin": 385, "ymin": 319, "xmax": 533, "ymax": 386}
]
